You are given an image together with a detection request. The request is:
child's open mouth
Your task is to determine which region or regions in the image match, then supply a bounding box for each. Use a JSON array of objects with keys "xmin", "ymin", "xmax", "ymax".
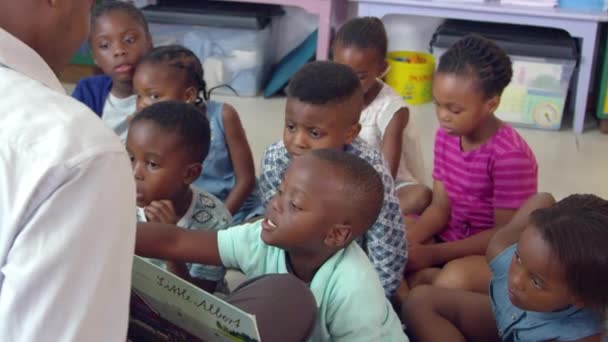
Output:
[{"xmin": 262, "ymin": 218, "xmax": 278, "ymax": 232}]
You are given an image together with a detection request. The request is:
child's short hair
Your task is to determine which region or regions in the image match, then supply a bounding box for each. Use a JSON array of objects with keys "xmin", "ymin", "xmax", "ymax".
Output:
[
  {"xmin": 311, "ymin": 149, "xmax": 384, "ymax": 232},
  {"xmin": 140, "ymin": 45, "xmax": 208, "ymax": 103},
  {"xmin": 437, "ymin": 34, "xmax": 512, "ymax": 98},
  {"xmin": 530, "ymin": 194, "xmax": 608, "ymax": 313},
  {"xmin": 286, "ymin": 61, "xmax": 361, "ymax": 106},
  {"xmin": 91, "ymin": 0, "xmax": 150, "ymax": 35},
  {"xmin": 131, "ymin": 101, "xmax": 210, "ymax": 164},
  {"xmin": 334, "ymin": 17, "xmax": 388, "ymax": 59}
]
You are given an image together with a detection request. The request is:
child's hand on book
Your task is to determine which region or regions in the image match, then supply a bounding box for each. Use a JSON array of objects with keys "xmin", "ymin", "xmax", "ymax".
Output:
[{"xmin": 144, "ymin": 200, "xmax": 178, "ymax": 224}]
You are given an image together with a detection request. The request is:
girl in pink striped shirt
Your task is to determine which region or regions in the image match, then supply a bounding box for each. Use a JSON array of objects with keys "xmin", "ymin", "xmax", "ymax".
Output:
[{"xmin": 405, "ymin": 35, "xmax": 538, "ymax": 294}]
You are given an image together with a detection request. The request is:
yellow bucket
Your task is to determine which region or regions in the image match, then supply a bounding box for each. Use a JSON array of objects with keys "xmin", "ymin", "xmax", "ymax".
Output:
[{"xmin": 385, "ymin": 51, "xmax": 435, "ymax": 105}]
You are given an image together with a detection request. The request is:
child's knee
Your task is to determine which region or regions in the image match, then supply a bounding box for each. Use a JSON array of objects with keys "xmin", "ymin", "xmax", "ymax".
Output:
[
  {"xmin": 433, "ymin": 256, "xmax": 489, "ymax": 291},
  {"xmin": 404, "ymin": 285, "xmax": 437, "ymax": 316},
  {"xmin": 398, "ymin": 184, "xmax": 432, "ymax": 215}
]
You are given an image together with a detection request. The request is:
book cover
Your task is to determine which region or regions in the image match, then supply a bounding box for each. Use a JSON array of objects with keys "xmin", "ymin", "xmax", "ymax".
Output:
[{"xmin": 128, "ymin": 256, "xmax": 260, "ymax": 342}]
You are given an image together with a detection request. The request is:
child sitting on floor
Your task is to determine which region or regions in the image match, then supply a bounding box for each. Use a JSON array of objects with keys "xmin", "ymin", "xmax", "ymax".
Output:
[
  {"xmin": 132, "ymin": 45, "xmax": 263, "ymax": 223},
  {"xmin": 333, "ymin": 17, "xmax": 431, "ymax": 216},
  {"xmin": 404, "ymin": 193, "xmax": 608, "ymax": 342},
  {"xmin": 258, "ymin": 61, "xmax": 407, "ymax": 298},
  {"xmin": 73, "ymin": 0, "xmax": 152, "ymax": 141},
  {"xmin": 136, "ymin": 149, "xmax": 408, "ymax": 342},
  {"xmin": 127, "ymin": 101, "xmax": 232, "ymax": 293},
  {"xmin": 406, "ymin": 34, "xmax": 538, "ymax": 293}
]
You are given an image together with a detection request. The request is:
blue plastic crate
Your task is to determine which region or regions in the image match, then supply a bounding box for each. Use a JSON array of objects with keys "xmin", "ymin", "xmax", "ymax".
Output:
[{"xmin": 559, "ymin": 0, "xmax": 605, "ymax": 11}]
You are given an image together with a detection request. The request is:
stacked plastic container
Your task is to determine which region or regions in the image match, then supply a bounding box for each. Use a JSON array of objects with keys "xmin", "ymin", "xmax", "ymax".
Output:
[{"xmin": 559, "ymin": 0, "xmax": 606, "ymax": 11}]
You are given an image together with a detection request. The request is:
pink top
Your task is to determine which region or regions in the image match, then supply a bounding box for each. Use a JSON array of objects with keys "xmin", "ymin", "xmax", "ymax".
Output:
[{"xmin": 433, "ymin": 124, "xmax": 538, "ymax": 242}]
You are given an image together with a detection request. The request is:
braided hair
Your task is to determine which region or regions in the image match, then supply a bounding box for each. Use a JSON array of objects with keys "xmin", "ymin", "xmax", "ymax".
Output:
[
  {"xmin": 139, "ymin": 45, "xmax": 209, "ymax": 104},
  {"xmin": 437, "ymin": 34, "xmax": 512, "ymax": 98},
  {"xmin": 334, "ymin": 17, "xmax": 388, "ymax": 59}
]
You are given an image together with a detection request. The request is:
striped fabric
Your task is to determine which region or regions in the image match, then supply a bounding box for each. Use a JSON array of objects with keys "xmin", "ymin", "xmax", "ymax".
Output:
[{"xmin": 433, "ymin": 125, "xmax": 538, "ymax": 242}]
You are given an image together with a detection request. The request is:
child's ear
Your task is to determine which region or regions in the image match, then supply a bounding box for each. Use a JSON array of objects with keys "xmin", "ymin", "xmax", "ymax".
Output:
[
  {"xmin": 324, "ymin": 224, "xmax": 352, "ymax": 248},
  {"xmin": 183, "ymin": 163, "xmax": 202, "ymax": 185},
  {"xmin": 378, "ymin": 59, "xmax": 390, "ymax": 79},
  {"xmin": 485, "ymin": 95, "xmax": 501, "ymax": 114},
  {"xmin": 184, "ymin": 86, "xmax": 199, "ymax": 104},
  {"xmin": 344, "ymin": 123, "xmax": 361, "ymax": 145}
]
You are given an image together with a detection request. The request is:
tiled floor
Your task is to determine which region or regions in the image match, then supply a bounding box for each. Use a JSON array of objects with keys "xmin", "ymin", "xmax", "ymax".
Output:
[{"xmin": 212, "ymin": 93, "xmax": 608, "ymax": 200}]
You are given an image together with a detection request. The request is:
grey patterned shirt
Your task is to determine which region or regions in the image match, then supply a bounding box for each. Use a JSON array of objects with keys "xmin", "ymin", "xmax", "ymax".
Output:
[
  {"xmin": 258, "ymin": 138, "xmax": 407, "ymax": 297},
  {"xmin": 137, "ymin": 186, "xmax": 232, "ymax": 282}
]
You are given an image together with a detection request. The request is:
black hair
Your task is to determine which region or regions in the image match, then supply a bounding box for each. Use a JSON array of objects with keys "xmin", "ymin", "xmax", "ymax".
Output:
[
  {"xmin": 139, "ymin": 45, "xmax": 208, "ymax": 104},
  {"xmin": 437, "ymin": 34, "xmax": 512, "ymax": 98},
  {"xmin": 310, "ymin": 149, "xmax": 384, "ymax": 234},
  {"xmin": 286, "ymin": 61, "xmax": 362, "ymax": 106},
  {"xmin": 530, "ymin": 194, "xmax": 608, "ymax": 313},
  {"xmin": 131, "ymin": 101, "xmax": 210, "ymax": 164},
  {"xmin": 334, "ymin": 16, "xmax": 388, "ymax": 59},
  {"xmin": 91, "ymin": 0, "xmax": 150, "ymax": 35}
]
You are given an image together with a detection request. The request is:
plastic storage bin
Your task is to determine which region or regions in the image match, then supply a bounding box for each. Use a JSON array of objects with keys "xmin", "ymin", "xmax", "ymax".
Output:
[
  {"xmin": 596, "ymin": 37, "xmax": 608, "ymax": 120},
  {"xmin": 431, "ymin": 20, "xmax": 578, "ymax": 130},
  {"xmin": 559, "ymin": 0, "xmax": 606, "ymax": 11},
  {"xmin": 148, "ymin": 22, "xmax": 275, "ymax": 97}
]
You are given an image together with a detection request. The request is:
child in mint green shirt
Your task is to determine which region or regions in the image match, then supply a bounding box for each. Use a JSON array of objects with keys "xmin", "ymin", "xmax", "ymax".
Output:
[{"xmin": 136, "ymin": 149, "xmax": 408, "ymax": 342}]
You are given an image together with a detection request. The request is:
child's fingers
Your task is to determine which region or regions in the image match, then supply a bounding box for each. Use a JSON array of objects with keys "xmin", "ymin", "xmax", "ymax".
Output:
[
  {"xmin": 147, "ymin": 201, "xmax": 177, "ymax": 223},
  {"xmin": 157, "ymin": 200, "xmax": 176, "ymax": 215},
  {"xmin": 144, "ymin": 203, "xmax": 171, "ymax": 223},
  {"xmin": 143, "ymin": 206, "xmax": 162, "ymax": 222}
]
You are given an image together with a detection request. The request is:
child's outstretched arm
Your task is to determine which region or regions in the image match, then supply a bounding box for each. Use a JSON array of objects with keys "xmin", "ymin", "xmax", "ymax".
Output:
[
  {"xmin": 486, "ymin": 192, "xmax": 555, "ymax": 262},
  {"xmin": 221, "ymin": 104, "xmax": 256, "ymax": 215},
  {"xmin": 408, "ymin": 180, "xmax": 451, "ymax": 244},
  {"xmin": 381, "ymin": 108, "xmax": 408, "ymax": 178},
  {"xmin": 136, "ymin": 222, "xmax": 223, "ymax": 266}
]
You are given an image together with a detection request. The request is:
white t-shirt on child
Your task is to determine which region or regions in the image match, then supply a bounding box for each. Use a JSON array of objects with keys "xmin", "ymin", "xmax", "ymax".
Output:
[
  {"xmin": 102, "ymin": 93, "xmax": 136, "ymax": 143},
  {"xmin": 359, "ymin": 82, "xmax": 426, "ymax": 185}
]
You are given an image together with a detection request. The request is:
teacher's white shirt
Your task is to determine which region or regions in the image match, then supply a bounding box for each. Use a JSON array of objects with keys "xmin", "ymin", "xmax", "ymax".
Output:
[{"xmin": 0, "ymin": 28, "xmax": 136, "ymax": 341}]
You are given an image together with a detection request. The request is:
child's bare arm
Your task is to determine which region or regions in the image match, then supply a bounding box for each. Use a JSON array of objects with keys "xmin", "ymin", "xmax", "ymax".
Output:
[
  {"xmin": 381, "ymin": 107, "xmax": 409, "ymax": 178},
  {"xmin": 221, "ymin": 104, "xmax": 256, "ymax": 215},
  {"xmin": 136, "ymin": 222, "xmax": 223, "ymax": 266},
  {"xmin": 408, "ymin": 180, "xmax": 451, "ymax": 244},
  {"xmin": 486, "ymin": 193, "xmax": 555, "ymax": 262},
  {"xmin": 494, "ymin": 208, "xmax": 517, "ymax": 227},
  {"xmin": 424, "ymin": 209, "xmax": 518, "ymax": 264}
]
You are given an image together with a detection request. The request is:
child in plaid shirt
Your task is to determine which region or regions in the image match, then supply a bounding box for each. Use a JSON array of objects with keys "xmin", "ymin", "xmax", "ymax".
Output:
[{"xmin": 259, "ymin": 61, "xmax": 407, "ymax": 297}]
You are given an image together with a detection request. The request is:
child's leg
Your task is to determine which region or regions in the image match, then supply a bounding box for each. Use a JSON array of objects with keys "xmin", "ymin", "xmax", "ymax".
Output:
[
  {"xmin": 403, "ymin": 285, "xmax": 500, "ymax": 342},
  {"xmin": 433, "ymin": 255, "xmax": 492, "ymax": 293},
  {"xmin": 397, "ymin": 184, "xmax": 432, "ymax": 216},
  {"xmin": 406, "ymin": 267, "xmax": 442, "ymax": 288},
  {"xmin": 226, "ymin": 274, "xmax": 316, "ymax": 341}
]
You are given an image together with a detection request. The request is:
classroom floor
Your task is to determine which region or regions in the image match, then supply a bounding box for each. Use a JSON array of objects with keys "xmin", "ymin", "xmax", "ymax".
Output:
[{"xmin": 211, "ymin": 93, "xmax": 608, "ymax": 201}]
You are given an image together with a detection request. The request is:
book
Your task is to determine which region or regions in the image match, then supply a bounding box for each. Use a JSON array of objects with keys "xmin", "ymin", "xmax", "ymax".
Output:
[{"xmin": 128, "ymin": 256, "xmax": 261, "ymax": 342}]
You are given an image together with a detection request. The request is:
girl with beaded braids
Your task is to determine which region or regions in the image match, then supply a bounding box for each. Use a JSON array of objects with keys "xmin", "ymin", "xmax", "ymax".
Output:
[
  {"xmin": 405, "ymin": 35, "xmax": 539, "ymax": 294},
  {"xmin": 132, "ymin": 45, "xmax": 264, "ymax": 223}
]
